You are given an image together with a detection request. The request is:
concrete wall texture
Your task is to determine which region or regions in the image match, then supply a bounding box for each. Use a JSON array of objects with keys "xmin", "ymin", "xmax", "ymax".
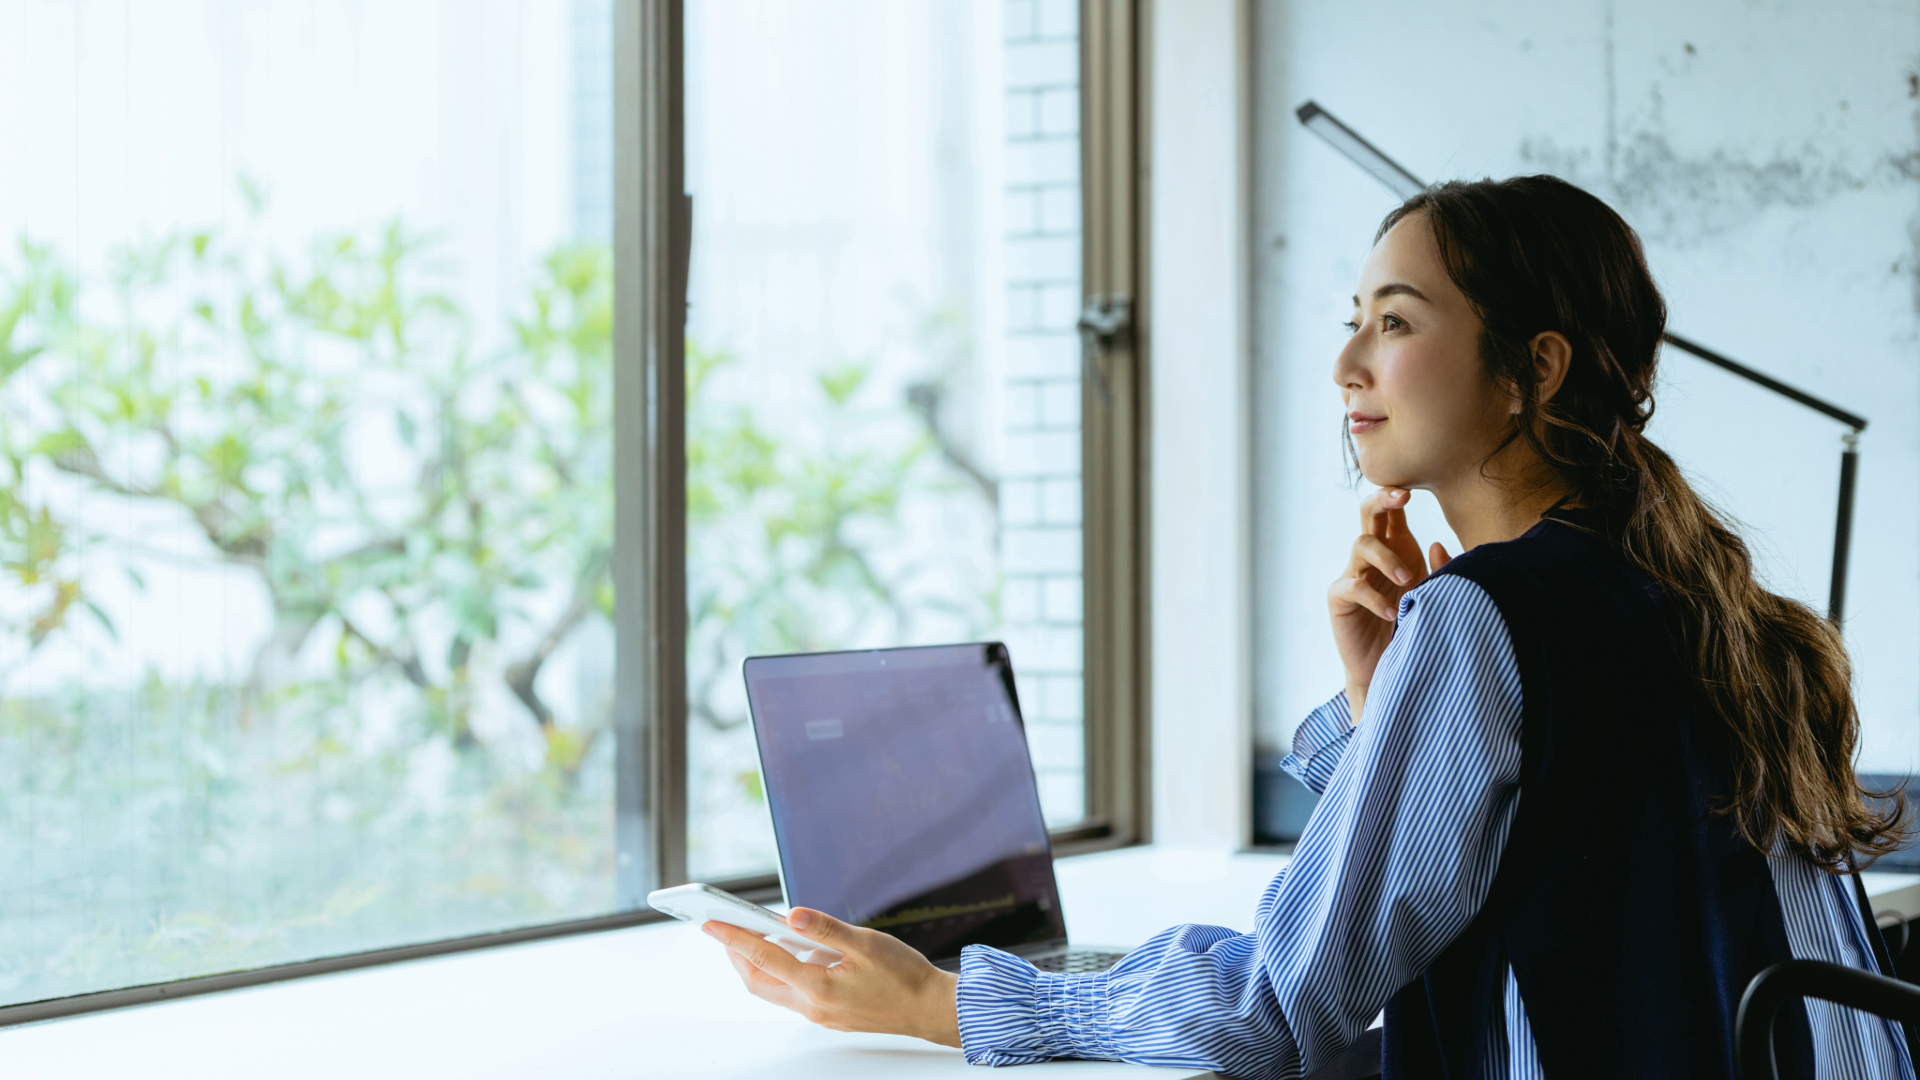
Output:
[{"xmin": 1251, "ymin": 0, "xmax": 1920, "ymax": 772}]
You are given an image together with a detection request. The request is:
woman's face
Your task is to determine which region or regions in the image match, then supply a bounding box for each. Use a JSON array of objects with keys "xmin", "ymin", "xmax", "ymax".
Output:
[{"xmin": 1334, "ymin": 213, "xmax": 1513, "ymax": 493}]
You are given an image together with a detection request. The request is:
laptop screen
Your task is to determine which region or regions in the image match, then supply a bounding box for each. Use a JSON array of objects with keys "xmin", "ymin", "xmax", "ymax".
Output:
[{"xmin": 742, "ymin": 643, "xmax": 1068, "ymax": 961}]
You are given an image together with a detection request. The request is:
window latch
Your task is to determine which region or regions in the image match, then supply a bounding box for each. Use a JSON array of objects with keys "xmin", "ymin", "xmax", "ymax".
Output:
[{"xmin": 1076, "ymin": 294, "xmax": 1132, "ymax": 407}]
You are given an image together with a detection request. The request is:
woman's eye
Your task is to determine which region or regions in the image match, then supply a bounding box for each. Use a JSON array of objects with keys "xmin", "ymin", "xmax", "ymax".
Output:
[
  {"xmin": 1382, "ymin": 313, "xmax": 1406, "ymax": 332},
  {"xmin": 1342, "ymin": 319, "xmax": 1360, "ymax": 335}
]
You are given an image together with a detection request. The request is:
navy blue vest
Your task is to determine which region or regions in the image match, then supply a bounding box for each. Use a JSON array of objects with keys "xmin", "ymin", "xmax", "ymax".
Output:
[{"xmin": 1381, "ymin": 511, "xmax": 1816, "ymax": 1080}]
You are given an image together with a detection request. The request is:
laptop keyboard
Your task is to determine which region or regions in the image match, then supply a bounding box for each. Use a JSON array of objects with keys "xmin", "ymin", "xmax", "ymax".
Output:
[{"xmin": 1033, "ymin": 950, "xmax": 1129, "ymax": 974}]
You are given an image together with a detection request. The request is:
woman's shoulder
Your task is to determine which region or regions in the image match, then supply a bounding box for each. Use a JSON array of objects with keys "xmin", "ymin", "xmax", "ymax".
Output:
[
  {"xmin": 1428, "ymin": 515, "xmax": 1667, "ymax": 640},
  {"xmin": 1398, "ymin": 568, "xmax": 1506, "ymax": 637},
  {"xmin": 1373, "ymin": 569, "xmax": 1523, "ymax": 725},
  {"xmin": 1433, "ymin": 514, "xmax": 1637, "ymax": 593}
]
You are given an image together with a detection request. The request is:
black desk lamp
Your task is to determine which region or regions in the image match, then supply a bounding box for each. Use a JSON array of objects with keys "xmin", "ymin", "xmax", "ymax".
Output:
[{"xmin": 1295, "ymin": 102, "xmax": 1868, "ymax": 625}]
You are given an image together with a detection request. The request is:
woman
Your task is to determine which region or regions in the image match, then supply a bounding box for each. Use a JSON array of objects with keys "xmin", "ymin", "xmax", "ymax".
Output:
[{"xmin": 701, "ymin": 176, "xmax": 1914, "ymax": 1079}]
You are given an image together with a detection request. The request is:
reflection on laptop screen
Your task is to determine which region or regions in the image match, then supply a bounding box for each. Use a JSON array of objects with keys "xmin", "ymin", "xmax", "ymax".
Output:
[{"xmin": 742, "ymin": 643, "xmax": 1067, "ymax": 961}]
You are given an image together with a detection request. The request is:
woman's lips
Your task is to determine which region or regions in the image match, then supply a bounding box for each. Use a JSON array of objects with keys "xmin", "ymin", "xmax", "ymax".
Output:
[{"xmin": 1348, "ymin": 412, "xmax": 1386, "ymax": 434}]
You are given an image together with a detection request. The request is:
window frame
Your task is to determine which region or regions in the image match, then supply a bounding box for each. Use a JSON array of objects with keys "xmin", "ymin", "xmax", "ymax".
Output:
[
  {"xmin": 1071, "ymin": 0, "xmax": 1150, "ymax": 856},
  {"xmin": 0, "ymin": 0, "xmax": 1148, "ymax": 1027},
  {"xmin": 694, "ymin": 0, "xmax": 1150, "ymax": 890}
]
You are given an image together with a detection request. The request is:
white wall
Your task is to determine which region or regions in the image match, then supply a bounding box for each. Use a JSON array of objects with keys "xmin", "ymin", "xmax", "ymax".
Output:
[
  {"xmin": 1149, "ymin": 0, "xmax": 1254, "ymax": 848},
  {"xmin": 1251, "ymin": 0, "xmax": 1920, "ymax": 773}
]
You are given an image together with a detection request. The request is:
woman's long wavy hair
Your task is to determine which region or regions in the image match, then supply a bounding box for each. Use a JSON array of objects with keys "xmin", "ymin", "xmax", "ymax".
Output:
[{"xmin": 1378, "ymin": 176, "xmax": 1904, "ymax": 872}]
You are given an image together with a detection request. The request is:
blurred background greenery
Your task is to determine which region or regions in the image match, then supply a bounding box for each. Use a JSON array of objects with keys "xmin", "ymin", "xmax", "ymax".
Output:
[{"xmin": 0, "ymin": 201, "xmax": 987, "ymax": 1004}]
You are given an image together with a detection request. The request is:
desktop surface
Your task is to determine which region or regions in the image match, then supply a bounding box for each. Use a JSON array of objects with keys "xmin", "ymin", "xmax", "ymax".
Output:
[
  {"xmin": 6, "ymin": 847, "xmax": 1913, "ymax": 1080},
  {"xmin": 0, "ymin": 847, "xmax": 1267, "ymax": 1080}
]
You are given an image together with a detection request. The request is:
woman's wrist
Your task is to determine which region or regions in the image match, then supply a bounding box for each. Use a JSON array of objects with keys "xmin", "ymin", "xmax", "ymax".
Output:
[
  {"xmin": 1344, "ymin": 682, "xmax": 1367, "ymax": 726},
  {"xmin": 913, "ymin": 968, "xmax": 962, "ymax": 1047}
]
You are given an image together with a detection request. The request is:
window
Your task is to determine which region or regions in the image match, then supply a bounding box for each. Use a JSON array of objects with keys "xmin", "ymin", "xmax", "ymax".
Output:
[
  {"xmin": 681, "ymin": 0, "xmax": 1100, "ymax": 882},
  {"xmin": 1, "ymin": 0, "xmax": 625, "ymax": 1010},
  {"xmin": 0, "ymin": 0, "xmax": 1144, "ymax": 1022}
]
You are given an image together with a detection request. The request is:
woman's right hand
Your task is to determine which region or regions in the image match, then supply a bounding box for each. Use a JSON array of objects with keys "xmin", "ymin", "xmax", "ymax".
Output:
[
  {"xmin": 705, "ymin": 907, "xmax": 960, "ymax": 1047},
  {"xmin": 1327, "ymin": 488, "xmax": 1450, "ymax": 723}
]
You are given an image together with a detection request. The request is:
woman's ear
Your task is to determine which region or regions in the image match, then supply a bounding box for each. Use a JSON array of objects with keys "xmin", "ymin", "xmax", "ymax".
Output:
[{"xmin": 1527, "ymin": 331, "xmax": 1573, "ymax": 406}]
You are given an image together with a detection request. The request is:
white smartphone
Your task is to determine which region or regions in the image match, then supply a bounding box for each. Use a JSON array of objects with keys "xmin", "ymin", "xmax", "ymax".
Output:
[{"xmin": 647, "ymin": 882, "xmax": 845, "ymax": 967}]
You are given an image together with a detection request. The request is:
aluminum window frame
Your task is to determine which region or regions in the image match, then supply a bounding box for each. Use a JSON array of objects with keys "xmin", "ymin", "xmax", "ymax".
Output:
[{"xmin": 1073, "ymin": 0, "xmax": 1150, "ymax": 856}]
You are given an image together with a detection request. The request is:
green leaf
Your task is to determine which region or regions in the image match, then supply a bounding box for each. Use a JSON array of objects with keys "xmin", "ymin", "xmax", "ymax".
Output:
[
  {"xmin": 817, "ymin": 362, "xmax": 869, "ymax": 406},
  {"xmin": 238, "ymin": 174, "xmax": 269, "ymax": 215},
  {"xmin": 30, "ymin": 428, "xmax": 90, "ymax": 460},
  {"xmin": 83, "ymin": 598, "xmax": 117, "ymax": 641}
]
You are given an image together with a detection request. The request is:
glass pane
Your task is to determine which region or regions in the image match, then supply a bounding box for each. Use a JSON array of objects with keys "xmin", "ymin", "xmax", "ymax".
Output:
[
  {"xmin": 0, "ymin": 0, "xmax": 622, "ymax": 1007},
  {"xmin": 685, "ymin": 0, "xmax": 1088, "ymax": 881}
]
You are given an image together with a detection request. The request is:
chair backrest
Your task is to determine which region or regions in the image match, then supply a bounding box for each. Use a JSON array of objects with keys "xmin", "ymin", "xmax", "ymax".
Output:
[{"xmin": 1736, "ymin": 959, "xmax": 1920, "ymax": 1080}]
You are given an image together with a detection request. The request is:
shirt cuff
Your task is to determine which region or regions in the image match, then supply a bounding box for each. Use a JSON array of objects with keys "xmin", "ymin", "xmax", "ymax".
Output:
[
  {"xmin": 1279, "ymin": 692, "xmax": 1355, "ymax": 795},
  {"xmin": 956, "ymin": 946, "xmax": 1120, "ymax": 1065}
]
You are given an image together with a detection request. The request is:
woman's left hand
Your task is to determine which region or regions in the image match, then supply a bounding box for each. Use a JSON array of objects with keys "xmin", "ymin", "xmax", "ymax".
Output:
[{"xmin": 704, "ymin": 908, "xmax": 961, "ymax": 1047}]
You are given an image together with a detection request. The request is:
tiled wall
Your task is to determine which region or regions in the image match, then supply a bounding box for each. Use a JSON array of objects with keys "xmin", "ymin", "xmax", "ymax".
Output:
[{"xmin": 1000, "ymin": 0, "xmax": 1085, "ymax": 824}]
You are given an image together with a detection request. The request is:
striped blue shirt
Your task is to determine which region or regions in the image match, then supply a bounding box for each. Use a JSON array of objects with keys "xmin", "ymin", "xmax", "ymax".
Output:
[{"xmin": 957, "ymin": 575, "xmax": 1915, "ymax": 1079}]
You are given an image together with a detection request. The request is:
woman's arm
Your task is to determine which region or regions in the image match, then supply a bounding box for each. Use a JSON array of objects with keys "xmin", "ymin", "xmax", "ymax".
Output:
[
  {"xmin": 1285, "ymin": 486, "xmax": 1452, "ymax": 796},
  {"xmin": 1325, "ymin": 486, "xmax": 1452, "ymax": 723},
  {"xmin": 708, "ymin": 575, "xmax": 1524, "ymax": 1078},
  {"xmin": 953, "ymin": 575, "xmax": 1524, "ymax": 1078},
  {"xmin": 1281, "ymin": 691, "xmax": 1355, "ymax": 796}
]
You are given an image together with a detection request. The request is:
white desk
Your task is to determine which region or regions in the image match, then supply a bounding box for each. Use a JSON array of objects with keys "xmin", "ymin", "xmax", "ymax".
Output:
[
  {"xmin": 0, "ymin": 847, "xmax": 1287, "ymax": 1080},
  {"xmin": 4, "ymin": 848, "xmax": 1916, "ymax": 1080}
]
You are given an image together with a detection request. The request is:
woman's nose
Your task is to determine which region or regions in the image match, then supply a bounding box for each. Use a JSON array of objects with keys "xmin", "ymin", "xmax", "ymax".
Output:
[{"xmin": 1333, "ymin": 333, "xmax": 1369, "ymax": 391}]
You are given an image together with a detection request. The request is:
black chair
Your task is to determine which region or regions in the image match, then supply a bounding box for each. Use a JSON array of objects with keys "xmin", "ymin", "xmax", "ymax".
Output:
[{"xmin": 1736, "ymin": 959, "xmax": 1920, "ymax": 1080}]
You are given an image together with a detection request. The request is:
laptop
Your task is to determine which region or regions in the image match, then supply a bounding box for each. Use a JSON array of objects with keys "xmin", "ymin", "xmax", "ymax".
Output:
[{"xmin": 742, "ymin": 642, "xmax": 1128, "ymax": 974}]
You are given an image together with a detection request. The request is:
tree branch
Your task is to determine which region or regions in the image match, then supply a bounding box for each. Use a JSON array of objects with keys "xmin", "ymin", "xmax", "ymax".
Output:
[
  {"xmin": 501, "ymin": 380, "xmax": 576, "ymax": 487},
  {"xmin": 49, "ymin": 443, "xmax": 271, "ymax": 568},
  {"xmin": 503, "ymin": 550, "xmax": 609, "ymax": 731},
  {"xmin": 338, "ymin": 613, "xmax": 432, "ymax": 690}
]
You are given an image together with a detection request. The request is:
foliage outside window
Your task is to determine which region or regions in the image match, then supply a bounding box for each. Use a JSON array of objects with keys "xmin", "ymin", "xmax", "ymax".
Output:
[{"xmin": 0, "ymin": 201, "xmax": 973, "ymax": 1005}]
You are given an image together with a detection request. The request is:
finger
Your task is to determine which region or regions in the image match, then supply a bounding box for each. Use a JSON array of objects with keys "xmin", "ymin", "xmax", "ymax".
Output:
[
  {"xmin": 1330, "ymin": 575, "xmax": 1398, "ymax": 623},
  {"xmin": 1364, "ymin": 491, "xmax": 1424, "ymax": 570},
  {"xmin": 1428, "ymin": 542, "xmax": 1452, "ymax": 573},
  {"xmin": 703, "ymin": 920, "xmax": 762, "ymax": 954},
  {"xmin": 785, "ymin": 907, "xmax": 855, "ymax": 949},
  {"xmin": 705, "ymin": 922, "xmax": 820, "ymax": 989},
  {"xmin": 726, "ymin": 949, "xmax": 809, "ymax": 1009},
  {"xmin": 1359, "ymin": 487, "xmax": 1409, "ymax": 534},
  {"xmin": 1386, "ymin": 516, "xmax": 1430, "ymax": 576},
  {"xmin": 725, "ymin": 946, "xmax": 783, "ymax": 992},
  {"xmin": 1383, "ymin": 505, "xmax": 1410, "ymax": 545},
  {"xmin": 1367, "ymin": 488, "xmax": 1413, "ymax": 534},
  {"xmin": 1350, "ymin": 535, "xmax": 1416, "ymax": 586}
]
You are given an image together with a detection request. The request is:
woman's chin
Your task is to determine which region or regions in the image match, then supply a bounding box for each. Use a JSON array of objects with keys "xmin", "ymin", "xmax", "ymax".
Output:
[{"xmin": 1356, "ymin": 463, "xmax": 1421, "ymax": 491}]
